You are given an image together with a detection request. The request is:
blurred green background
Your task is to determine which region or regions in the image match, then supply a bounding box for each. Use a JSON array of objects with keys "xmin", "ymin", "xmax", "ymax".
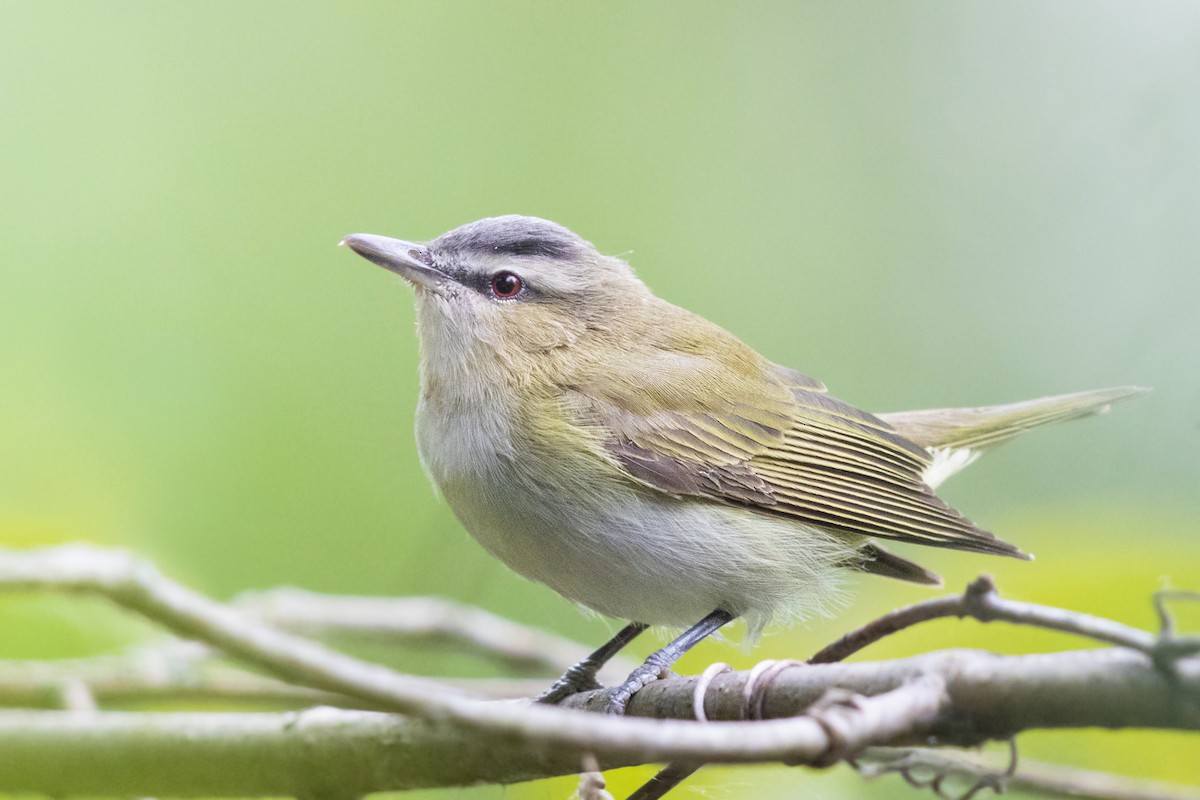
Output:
[{"xmin": 2, "ymin": 2, "xmax": 1198, "ymax": 797}]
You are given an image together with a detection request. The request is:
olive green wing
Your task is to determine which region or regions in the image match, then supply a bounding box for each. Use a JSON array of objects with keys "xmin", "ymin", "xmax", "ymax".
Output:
[
  {"xmin": 878, "ymin": 386, "xmax": 1148, "ymax": 451},
  {"xmin": 568, "ymin": 361, "xmax": 1025, "ymax": 560}
]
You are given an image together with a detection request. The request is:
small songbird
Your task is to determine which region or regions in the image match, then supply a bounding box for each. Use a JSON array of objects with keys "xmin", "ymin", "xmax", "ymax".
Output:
[{"xmin": 341, "ymin": 216, "xmax": 1144, "ymax": 713}]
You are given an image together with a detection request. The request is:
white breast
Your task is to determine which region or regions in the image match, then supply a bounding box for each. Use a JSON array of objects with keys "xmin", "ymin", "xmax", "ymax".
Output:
[{"xmin": 416, "ymin": 391, "xmax": 855, "ymax": 634}]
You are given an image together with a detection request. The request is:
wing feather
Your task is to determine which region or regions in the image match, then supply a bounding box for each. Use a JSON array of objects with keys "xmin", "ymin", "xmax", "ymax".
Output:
[{"xmin": 566, "ymin": 356, "xmax": 1025, "ymax": 560}]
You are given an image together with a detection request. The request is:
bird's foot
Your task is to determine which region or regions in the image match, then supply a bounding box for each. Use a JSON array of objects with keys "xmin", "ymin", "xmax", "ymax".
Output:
[
  {"xmin": 601, "ymin": 658, "xmax": 672, "ymax": 716},
  {"xmin": 535, "ymin": 662, "xmax": 603, "ymax": 705}
]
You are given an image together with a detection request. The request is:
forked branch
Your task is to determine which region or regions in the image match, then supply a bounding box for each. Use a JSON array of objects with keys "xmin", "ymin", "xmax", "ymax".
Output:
[{"xmin": 0, "ymin": 545, "xmax": 1196, "ymax": 798}]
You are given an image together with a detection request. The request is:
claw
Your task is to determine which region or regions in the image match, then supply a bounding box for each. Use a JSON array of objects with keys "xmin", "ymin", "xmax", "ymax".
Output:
[
  {"xmin": 534, "ymin": 621, "xmax": 650, "ymax": 705},
  {"xmin": 599, "ymin": 661, "xmax": 670, "ymax": 715},
  {"xmin": 538, "ymin": 612, "xmax": 733, "ymax": 715},
  {"xmin": 536, "ymin": 665, "xmax": 603, "ymax": 705}
]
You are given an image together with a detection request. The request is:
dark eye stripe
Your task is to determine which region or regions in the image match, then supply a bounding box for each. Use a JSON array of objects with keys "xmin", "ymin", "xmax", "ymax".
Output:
[{"xmin": 490, "ymin": 238, "xmax": 575, "ymax": 259}]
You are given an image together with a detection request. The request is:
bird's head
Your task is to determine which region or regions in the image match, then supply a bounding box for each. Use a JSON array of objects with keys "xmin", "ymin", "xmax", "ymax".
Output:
[{"xmin": 342, "ymin": 216, "xmax": 654, "ymax": 380}]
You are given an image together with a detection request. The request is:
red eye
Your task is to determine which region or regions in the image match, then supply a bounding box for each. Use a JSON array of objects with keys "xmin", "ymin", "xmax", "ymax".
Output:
[{"xmin": 490, "ymin": 271, "xmax": 523, "ymax": 299}]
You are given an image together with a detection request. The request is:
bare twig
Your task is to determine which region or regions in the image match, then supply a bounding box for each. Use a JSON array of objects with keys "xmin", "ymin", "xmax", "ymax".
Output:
[
  {"xmin": 0, "ymin": 546, "xmax": 451, "ymax": 712},
  {"xmin": 0, "ymin": 545, "xmax": 949, "ymax": 766},
  {"xmin": 577, "ymin": 755, "xmax": 615, "ymax": 800},
  {"xmin": 236, "ymin": 588, "xmax": 619, "ymax": 676},
  {"xmin": 52, "ymin": 679, "xmax": 98, "ymax": 713},
  {"xmin": 0, "ymin": 650, "xmax": 1193, "ymax": 797},
  {"xmin": 626, "ymin": 762, "xmax": 702, "ymax": 800},
  {"xmin": 809, "ymin": 576, "xmax": 1200, "ymax": 665},
  {"xmin": 1008, "ymin": 759, "xmax": 1200, "ymax": 800},
  {"xmin": 567, "ymin": 648, "xmax": 1200, "ymax": 736},
  {"xmin": 0, "ymin": 647, "xmax": 578, "ymax": 710},
  {"xmin": 0, "ymin": 643, "xmax": 363, "ymax": 709},
  {"xmin": 625, "ymin": 662, "xmax": 734, "ymax": 800},
  {"xmin": 1, "ymin": 546, "xmax": 1197, "ymax": 798},
  {"xmin": 852, "ymin": 739, "xmax": 1017, "ymax": 800},
  {"xmin": 859, "ymin": 747, "xmax": 1200, "ymax": 800},
  {"xmin": 0, "ymin": 677, "xmax": 949, "ymax": 796},
  {"xmin": 1153, "ymin": 590, "xmax": 1200, "ymax": 667},
  {"xmin": 1154, "ymin": 590, "xmax": 1200, "ymax": 640}
]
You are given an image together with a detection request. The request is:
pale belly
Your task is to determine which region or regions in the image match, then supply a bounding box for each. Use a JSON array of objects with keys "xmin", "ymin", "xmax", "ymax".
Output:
[
  {"xmin": 417, "ymin": 402, "xmax": 856, "ymax": 629},
  {"xmin": 453, "ymin": 481, "xmax": 854, "ymax": 629}
]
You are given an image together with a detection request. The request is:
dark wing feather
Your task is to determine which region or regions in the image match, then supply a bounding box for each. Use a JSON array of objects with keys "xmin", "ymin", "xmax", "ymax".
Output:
[
  {"xmin": 852, "ymin": 542, "xmax": 943, "ymax": 586},
  {"xmin": 568, "ymin": 359, "xmax": 1025, "ymax": 559}
]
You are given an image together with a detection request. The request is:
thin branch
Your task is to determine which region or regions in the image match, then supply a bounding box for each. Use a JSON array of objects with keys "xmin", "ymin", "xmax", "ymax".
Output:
[
  {"xmin": 577, "ymin": 758, "xmax": 616, "ymax": 800},
  {"xmin": 52, "ymin": 678, "xmax": 98, "ymax": 713},
  {"xmin": 1008, "ymin": 760, "xmax": 1200, "ymax": 800},
  {"xmin": 1153, "ymin": 590, "xmax": 1200, "ymax": 667},
  {"xmin": 628, "ymin": 574, "xmax": 1200, "ymax": 800},
  {"xmin": 0, "ymin": 647, "xmax": 571, "ymax": 710},
  {"xmin": 563, "ymin": 648, "xmax": 1200, "ymax": 738},
  {"xmin": 0, "ymin": 646, "xmax": 1196, "ymax": 795},
  {"xmin": 854, "ymin": 740, "xmax": 1017, "ymax": 800},
  {"xmin": 0, "ymin": 677, "xmax": 949, "ymax": 797},
  {"xmin": 2, "ymin": 546, "xmax": 1197, "ymax": 797},
  {"xmin": 859, "ymin": 747, "xmax": 1200, "ymax": 800},
  {"xmin": 0, "ymin": 545, "xmax": 950, "ymax": 765},
  {"xmin": 236, "ymin": 588, "xmax": 621, "ymax": 676},
  {"xmin": 626, "ymin": 662, "xmax": 734, "ymax": 800},
  {"xmin": 808, "ymin": 575, "xmax": 1200, "ymax": 665},
  {"xmin": 1154, "ymin": 590, "xmax": 1200, "ymax": 641},
  {"xmin": 0, "ymin": 643, "xmax": 362, "ymax": 709},
  {"xmin": 0, "ymin": 545, "xmax": 451, "ymax": 712},
  {"xmin": 626, "ymin": 762, "xmax": 702, "ymax": 800}
]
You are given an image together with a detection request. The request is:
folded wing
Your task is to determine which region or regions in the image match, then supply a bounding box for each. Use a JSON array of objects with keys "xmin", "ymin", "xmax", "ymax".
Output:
[{"xmin": 568, "ymin": 356, "xmax": 1026, "ymax": 560}]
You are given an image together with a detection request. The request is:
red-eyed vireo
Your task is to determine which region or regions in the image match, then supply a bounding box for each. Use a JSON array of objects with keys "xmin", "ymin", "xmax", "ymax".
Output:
[{"xmin": 341, "ymin": 216, "xmax": 1145, "ymax": 713}]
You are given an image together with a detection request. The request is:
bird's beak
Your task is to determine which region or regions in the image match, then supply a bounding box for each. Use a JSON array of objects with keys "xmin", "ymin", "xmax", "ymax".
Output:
[{"xmin": 340, "ymin": 233, "xmax": 447, "ymax": 290}]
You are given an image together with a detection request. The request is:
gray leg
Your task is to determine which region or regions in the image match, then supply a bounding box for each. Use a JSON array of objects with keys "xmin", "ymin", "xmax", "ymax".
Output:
[
  {"xmin": 536, "ymin": 621, "xmax": 649, "ymax": 704},
  {"xmin": 605, "ymin": 609, "xmax": 734, "ymax": 715}
]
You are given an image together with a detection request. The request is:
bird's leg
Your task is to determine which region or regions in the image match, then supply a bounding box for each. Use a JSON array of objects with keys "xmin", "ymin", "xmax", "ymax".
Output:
[
  {"xmin": 605, "ymin": 609, "xmax": 734, "ymax": 715},
  {"xmin": 536, "ymin": 621, "xmax": 649, "ymax": 704}
]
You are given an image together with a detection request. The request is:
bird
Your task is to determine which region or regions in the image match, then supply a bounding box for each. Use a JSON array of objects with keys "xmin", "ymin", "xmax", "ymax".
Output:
[{"xmin": 341, "ymin": 215, "xmax": 1144, "ymax": 713}]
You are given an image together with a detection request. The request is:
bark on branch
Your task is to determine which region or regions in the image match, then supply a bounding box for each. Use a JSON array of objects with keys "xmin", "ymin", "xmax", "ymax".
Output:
[
  {"xmin": 0, "ymin": 648, "xmax": 1194, "ymax": 795},
  {"xmin": 0, "ymin": 544, "xmax": 1196, "ymax": 798}
]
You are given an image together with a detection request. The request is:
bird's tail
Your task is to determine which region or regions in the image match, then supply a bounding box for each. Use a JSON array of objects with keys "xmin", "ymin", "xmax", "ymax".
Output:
[{"xmin": 878, "ymin": 386, "xmax": 1147, "ymax": 488}]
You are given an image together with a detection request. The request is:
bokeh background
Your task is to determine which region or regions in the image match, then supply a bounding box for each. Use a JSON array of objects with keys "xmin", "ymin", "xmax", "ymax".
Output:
[{"xmin": 3, "ymin": 2, "xmax": 1199, "ymax": 797}]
